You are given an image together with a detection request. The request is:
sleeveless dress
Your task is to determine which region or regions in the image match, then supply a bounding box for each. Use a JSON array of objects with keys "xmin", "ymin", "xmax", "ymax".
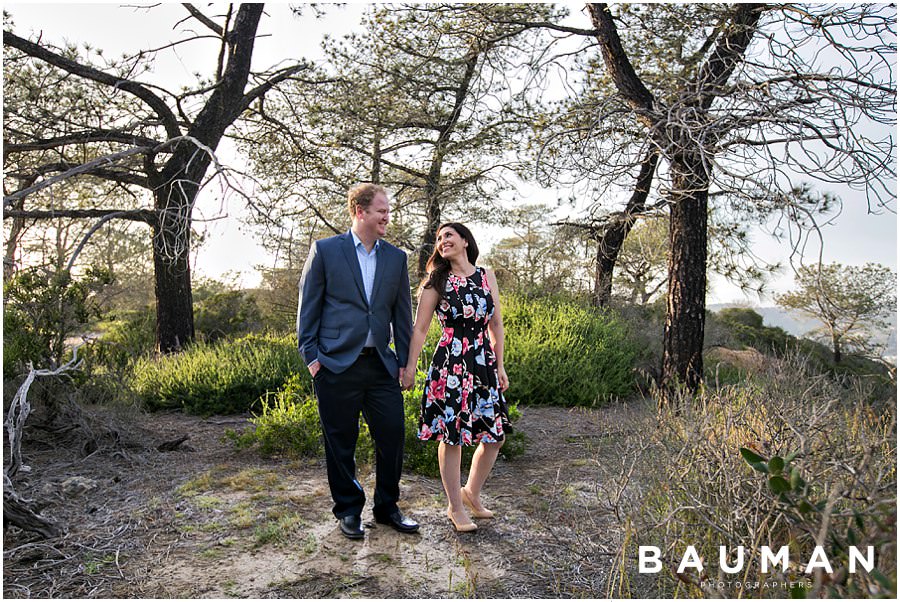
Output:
[{"xmin": 418, "ymin": 266, "xmax": 512, "ymax": 446}]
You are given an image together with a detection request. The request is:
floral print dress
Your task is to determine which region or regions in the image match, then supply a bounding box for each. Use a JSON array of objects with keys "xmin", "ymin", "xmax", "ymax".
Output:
[{"xmin": 418, "ymin": 267, "xmax": 512, "ymax": 446}]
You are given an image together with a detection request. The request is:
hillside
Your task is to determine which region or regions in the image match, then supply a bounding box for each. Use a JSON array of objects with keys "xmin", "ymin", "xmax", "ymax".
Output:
[{"xmin": 709, "ymin": 304, "xmax": 897, "ymax": 357}]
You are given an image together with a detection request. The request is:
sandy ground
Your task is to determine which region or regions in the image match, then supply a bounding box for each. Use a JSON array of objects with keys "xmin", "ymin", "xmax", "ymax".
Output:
[{"xmin": 4, "ymin": 402, "xmax": 658, "ymax": 598}]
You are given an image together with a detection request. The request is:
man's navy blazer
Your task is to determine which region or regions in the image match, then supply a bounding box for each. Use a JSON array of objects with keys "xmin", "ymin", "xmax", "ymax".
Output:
[{"xmin": 297, "ymin": 231, "xmax": 412, "ymax": 377}]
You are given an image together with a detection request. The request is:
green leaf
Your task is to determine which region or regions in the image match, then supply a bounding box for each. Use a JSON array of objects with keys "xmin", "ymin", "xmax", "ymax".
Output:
[
  {"xmin": 797, "ymin": 500, "xmax": 814, "ymax": 514},
  {"xmin": 847, "ymin": 526, "xmax": 858, "ymax": 546},
  {"xmin": 789, "ymin": 582, "xmax": 808, "ymax": 598},
  {"xmin": 768, "ymin": 456, "xmax": 785, "ymax": 475},
  {"xmin": 790, "ymin": 467, "xmax": 806, "ymax": 491},
  {"xmin": 740, "ymin": 447, "xmax": 767, "ymax": 464},
  {"xmin": 769, "ymin": 476, "xmax": 791, "ymax": 494},
  {"xmin": 784, "ymin": 450, "xmax": 799, "ymax": 463},
  {"xmin": 854, "ymin": 510, "xmax": 865, "ymax": 531},
  {"xmin": 751, "ymin": 462, "xmax": 769, "ymax": 473},
  {"xmin": 870, "ymin": 569, "xmax": 895, "ymax": 592}
]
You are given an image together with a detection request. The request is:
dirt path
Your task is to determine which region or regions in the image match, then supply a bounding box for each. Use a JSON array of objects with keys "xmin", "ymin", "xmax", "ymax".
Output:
[{"xmin": 4, "ymin": 402, "xmax": 656, "ymax": 598}]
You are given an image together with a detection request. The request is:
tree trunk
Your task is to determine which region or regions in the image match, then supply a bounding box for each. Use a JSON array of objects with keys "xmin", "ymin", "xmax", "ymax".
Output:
[
  {"xmin": 592, "ymin": 150, "xmax": 658, "ymax": 307},
  {"xmin": 418, "ymin": 187, "xmax": 441, "ymax": 279},
  {"xmin": 593, "ymin": 240, "xmax": 616, "ymax": 306},
  {"xmin": 661, "ymin": 155, "xmax": 709, "ymax": 397},
  {"xmin": 832, "ymin": 334, "xmax": 842, "ymax": 364},
  {"xmin": 145, "ymin": 3, "xmax": 262, "ymax": 353},
  {"xmin": 416, "ymin": 50, "xmax": 478, "ymax": 278},
  {"xmin": 152, "ymin": 230, "xmax": 194, "ymax": 353},
  {"xmin": 370, "ymin": 129, "xmax": 382, "ymax": 183},
  {"xmin": 3, "ymin": 196, "xmax": 27, "ymax": 281},
  {"xmin": 151, "ymin": 180, "xmax": 196, "ymax": 353},
  {"xmin": 417, "ymin": 149, "xmax": 445, "ymax": 278}
]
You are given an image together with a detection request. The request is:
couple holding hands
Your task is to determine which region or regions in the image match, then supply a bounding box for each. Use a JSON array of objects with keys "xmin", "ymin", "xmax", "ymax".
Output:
[{"xmin": 297, "ymin": 183, "xmax": 512, "ymax": 539}]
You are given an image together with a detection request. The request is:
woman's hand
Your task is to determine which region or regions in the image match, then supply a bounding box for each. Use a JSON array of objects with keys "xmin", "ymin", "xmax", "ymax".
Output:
[{"xmin": 497, "ymin": 366, "xmax": 509, "ymax": 392}]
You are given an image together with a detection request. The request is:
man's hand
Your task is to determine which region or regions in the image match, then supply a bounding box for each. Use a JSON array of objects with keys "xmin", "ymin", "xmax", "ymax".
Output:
[
  {"xmin": 400, "ymin": 367, "xmax": 415, "ymax": 391},
  {"xmin": 308, "ymin": 360, "xmax": 321, "ymax": 377}
]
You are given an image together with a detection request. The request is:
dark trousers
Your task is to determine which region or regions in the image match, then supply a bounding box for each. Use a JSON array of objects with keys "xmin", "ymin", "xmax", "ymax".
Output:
[{"xmin": 314, "ymin": 353, "xmax": 405, "ymax": 519}]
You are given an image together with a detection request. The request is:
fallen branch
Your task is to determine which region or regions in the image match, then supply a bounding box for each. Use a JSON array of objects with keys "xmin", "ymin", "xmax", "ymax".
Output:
[
  {"xmin": 157, "ymin": 435, "xmax": 190, "ymax": 452},
  {"xmin": 4, "ymin": 346, "xmax": 85, "ymax": 538},
  {"xmin": 3, "ymin": 475, "xmax": 63, "ymax": 539}
]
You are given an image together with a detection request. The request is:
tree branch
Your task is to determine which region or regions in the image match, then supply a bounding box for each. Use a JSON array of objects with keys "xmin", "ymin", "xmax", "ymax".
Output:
[
  {"xmin": 4, "ymin": 130, "xmax": 163, "ymax": 153},
  {"xmin": 182, "ymin": 3, "xmax": 224, "ymax": 36},
  {"xmin": 587, "ymin": 4, "xmax": 656, "ymax": 115},
  {"xmin": 3, "ymin": 30, "xmax": 182, "ymax": 138},
  {"xmin": 7, "ymin": 162, "xmax": 149, "ymax": 188},
  {"xmin": 3, "ymin": 208, "xmax": 156, "ymax": 224},
  {"xmin": 3, "ymin": 145, "xmax": 160, "ymax": 204},
  {"xmin": 695, "ymin": 3, "xmax": 766, "ymax": 109},
  {"xmin": 238, "ymin": 64, "xmax": 311, "ymax": 113}
]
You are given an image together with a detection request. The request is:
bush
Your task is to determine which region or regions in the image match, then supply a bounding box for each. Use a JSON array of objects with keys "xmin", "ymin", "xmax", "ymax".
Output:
[
  {"xmin": 228, "ymin": 372, "xmax": 321, "ymax": 455},
  {"xmin": 228, "ymin": 369, "xmax": 525, "ymax": 477},
  {"xmin": 194, "ymin": 290, "xmax": 264, "ymax": 343},
  {"xmin": 614, "ymin": 355, "xmax": 897, "ymax": 598},
  {"xmin": 715, "ymin": 307, "xmax": 794, "ymax": 354},
  {"xmin": 3, "ymin": 266, "xmax": 110, "ymax": 377},
  {"xmin": 131, "ymin": 333, "xmax": 306, "ymax": 414},
  {"xmin": 83, "ymin": 306, "xmax": 157, "ymax": 373},
  {"xmin": 502, "ymin": 295, "xmax": 637, "ymax": 405},
  {"xmin": 711, "ymin": 308, "xmax": 894, "ymax": 396}
]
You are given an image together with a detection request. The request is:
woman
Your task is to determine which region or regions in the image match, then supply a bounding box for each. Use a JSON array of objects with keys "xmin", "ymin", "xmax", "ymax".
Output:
[{"xmin": 401, "ymin": 222, "xmax": 511, "ymax": 532}]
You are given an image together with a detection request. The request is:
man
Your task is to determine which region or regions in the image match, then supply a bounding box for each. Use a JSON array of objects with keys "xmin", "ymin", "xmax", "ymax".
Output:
[{"xmin": 297, "ymin": 183, "xmax": 419, "ymax": 539}]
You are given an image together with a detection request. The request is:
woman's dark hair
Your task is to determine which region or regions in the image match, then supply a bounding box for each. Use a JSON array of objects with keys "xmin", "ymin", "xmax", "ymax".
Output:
[{"xmin": 421, "ymin": 222, "xmax": 479, "ymax": 296}]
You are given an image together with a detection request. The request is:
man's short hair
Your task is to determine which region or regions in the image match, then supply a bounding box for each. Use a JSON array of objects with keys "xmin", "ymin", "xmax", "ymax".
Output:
[{"xmin": 348, "ymin": 183, "xmax": 387, "ymax": 218}]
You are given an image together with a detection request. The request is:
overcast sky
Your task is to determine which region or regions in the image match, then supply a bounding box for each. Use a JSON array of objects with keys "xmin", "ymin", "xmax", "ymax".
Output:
[{"xmin": 5, "ymin": 2, "xmax": 896, "ymax": 305}]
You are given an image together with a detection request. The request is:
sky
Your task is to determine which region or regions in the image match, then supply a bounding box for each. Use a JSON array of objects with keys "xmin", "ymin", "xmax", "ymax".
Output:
[{"xmin": 4, "ymin": 2, "xmax": 897, "ymax": 305}]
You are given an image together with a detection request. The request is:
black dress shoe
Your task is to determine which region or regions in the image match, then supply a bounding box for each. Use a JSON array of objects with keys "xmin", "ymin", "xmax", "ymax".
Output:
[
  {"xmin": 338, "ymin": 515, "xmax": 364, "ymax": 539},
  {"xmin": 375, "ymin": 511, "xmax": 420, "ymax": 534}
]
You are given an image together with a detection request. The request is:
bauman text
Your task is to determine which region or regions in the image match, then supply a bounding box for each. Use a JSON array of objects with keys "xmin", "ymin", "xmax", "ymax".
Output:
[{"xmin": 638, "ymin": 546, "xmax": 874, "ymax": 574}]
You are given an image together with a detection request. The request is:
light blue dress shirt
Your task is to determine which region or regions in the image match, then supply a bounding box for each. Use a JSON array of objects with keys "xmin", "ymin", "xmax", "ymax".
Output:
[{"xmin": 351, "ymin": 229, "xmax": 379, "ymax": 348}]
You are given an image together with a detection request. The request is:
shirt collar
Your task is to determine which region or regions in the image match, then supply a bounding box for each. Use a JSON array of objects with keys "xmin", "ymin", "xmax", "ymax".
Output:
[{"xmin": 350, "ymin": 229, "xmax": 380, "ymax": 252}]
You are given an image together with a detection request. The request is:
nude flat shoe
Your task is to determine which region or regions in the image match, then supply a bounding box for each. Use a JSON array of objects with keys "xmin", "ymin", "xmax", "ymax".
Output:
[
  {"xmin": 446, "ymin": 508, "xmax": 477, "ymax": 532},
  {"xmin": 461, "ymin": 487, "xmax": 495, "ymax": 519}
]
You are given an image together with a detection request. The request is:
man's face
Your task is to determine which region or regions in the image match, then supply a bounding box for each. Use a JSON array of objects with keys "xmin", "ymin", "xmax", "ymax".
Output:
[{"xmin": 356, "ymin": 192, "xmax": 390, "ymax": 239}]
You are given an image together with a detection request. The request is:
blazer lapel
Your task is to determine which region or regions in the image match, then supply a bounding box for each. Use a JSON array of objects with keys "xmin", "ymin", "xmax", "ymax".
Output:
[{"xmin": 340, "ymin": 232, "xmax": 368, "ymax": 305}]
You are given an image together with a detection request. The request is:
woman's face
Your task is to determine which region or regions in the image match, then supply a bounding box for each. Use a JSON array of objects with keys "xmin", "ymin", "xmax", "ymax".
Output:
[{"xmin": 436, "ymin": 227, "xmax": 468, "ymax": 260}]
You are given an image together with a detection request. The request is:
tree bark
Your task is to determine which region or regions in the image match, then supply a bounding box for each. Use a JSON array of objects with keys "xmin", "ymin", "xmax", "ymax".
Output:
[
  {"xmin": 418, "ymin": 164, "xmax": 444, "ymax": 278},
  {"xmin": 3, "ymin": 197, "xmax": 27, "ymax": 281},
  {"xmin": 661, "ymin": 155, "xmax": 709, "ymax": 397},
  {"xmin": 150, "ymin": 198, "xmax": 195, "ymax": 353},
  {"xmin": 832, "ymin": 333, "xmax": 842, "ymax": 364}
]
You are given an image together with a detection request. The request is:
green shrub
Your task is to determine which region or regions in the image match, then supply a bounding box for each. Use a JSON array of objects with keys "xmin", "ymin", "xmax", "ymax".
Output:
[
  {"xmin": 228, "ymin": 373, "xmax": 322, "ymax": 455},
  {"xmin": 502, "ymin": 295, "xmax": 637, "ymax": 405},
  {"xmin": 715, "ymin": 307, "xmax": 794, "ymax": 354},
  {"xmin": 3, "ymin": 266, "xmax": 110, "ymax": 376},
  {"xmin": 195, "ymin": 290, "xmax": 264, "ymax": 343},
  {"xmin": 712, "ymin": 308, "xmax": 893, "ymax": 396},
  {"xmin": 227, "ymin": 369, "xmax": 525, "ymax": 477},
  {"xmin": 84, "ymin": 306, "xmax": 156, "ymax": 372},
  {"xmin": 131, "ymin": 333, "xmax": 306, "ymax": 414}
]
